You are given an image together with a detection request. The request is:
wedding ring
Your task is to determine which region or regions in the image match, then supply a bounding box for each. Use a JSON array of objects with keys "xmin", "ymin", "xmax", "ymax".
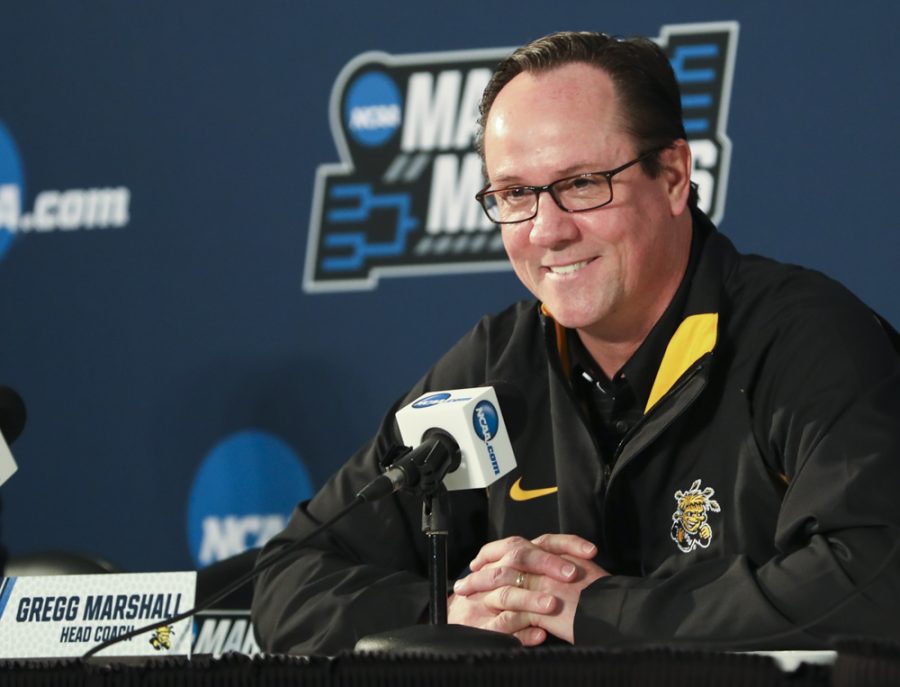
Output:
[{"xmin": 514, "ymin": 572, "xmax": 527, "ymax": 588}]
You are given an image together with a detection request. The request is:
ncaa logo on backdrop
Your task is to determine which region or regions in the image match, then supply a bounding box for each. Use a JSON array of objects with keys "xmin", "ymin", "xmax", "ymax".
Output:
[
  {"xmin": 0, "ymin": 120, "xmax": 131, "ymax": 264},
  {"xmin": 0, "ymin": 122, "xmax": 24, "ymax": 261},
  {"xmin": 304, "ymin": 21, "xmax": 738, "ymax": 292},
  {"xmin": 187, "ymin": 430, "xmax": 314, "ymax": 567}
]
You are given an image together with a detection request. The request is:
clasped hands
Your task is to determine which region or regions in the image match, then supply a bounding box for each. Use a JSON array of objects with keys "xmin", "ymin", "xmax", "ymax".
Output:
[{"xmin": 447, "ymin": 534, "xmax": 608, "ymax": 646}]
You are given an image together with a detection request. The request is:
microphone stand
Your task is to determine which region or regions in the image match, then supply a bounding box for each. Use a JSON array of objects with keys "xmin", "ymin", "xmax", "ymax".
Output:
[
  {"xmin": 354, "ymin": 479, "xmax": 519, "ymax": 653},
  {"xmin": 424, "ymin": 486, "xmax": 450, "ymax": 625}
]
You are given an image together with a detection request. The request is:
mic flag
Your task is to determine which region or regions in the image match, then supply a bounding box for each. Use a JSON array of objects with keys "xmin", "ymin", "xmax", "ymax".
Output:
[
  {"xmin": 0, "ymin": 386, "xmax": 25, "ymax": 486},
  {"xmin": 0, "ymin": 386, "xmax": 26, "ymax": 445},
  {"xmin": 395, "ymin": 386, "xmax": 517, "ymax": 491}
]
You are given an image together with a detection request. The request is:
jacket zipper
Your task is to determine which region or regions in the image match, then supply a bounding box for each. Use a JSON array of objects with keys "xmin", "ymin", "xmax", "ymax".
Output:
[{"xmin": 607, "ymin": 353, "xmax": 714, "ymax": 492}]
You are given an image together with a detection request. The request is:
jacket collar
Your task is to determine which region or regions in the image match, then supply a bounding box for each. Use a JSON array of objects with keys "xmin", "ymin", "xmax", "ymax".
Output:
[{"xmin": 540, "ymin": 208, "xmax": 734, "ymax": 413}]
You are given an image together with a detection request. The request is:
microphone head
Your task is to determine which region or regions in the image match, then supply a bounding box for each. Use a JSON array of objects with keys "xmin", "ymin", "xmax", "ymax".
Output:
[
  {"xmin": 0, "ymin": 386, "xmax": 26, "ymax": 445},
  {"xmin": 396, "ymin": 385, "xmax": 520, "ymax": 491}
]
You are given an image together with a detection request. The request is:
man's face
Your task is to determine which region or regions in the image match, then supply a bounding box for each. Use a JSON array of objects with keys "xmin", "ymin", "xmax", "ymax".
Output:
[{"xmin": 483, "ymin": 63, "xmax": 690, "ymax": 337}]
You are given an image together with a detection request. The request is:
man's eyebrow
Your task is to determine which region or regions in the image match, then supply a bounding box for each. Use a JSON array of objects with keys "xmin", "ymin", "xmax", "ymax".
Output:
[
  {"xmin": 489, "ymin": 163, "xmax": 604, "ymax": 188},
  {"xmin": 487, "ymin": 174, "xmax": 527, "ymax": 188}
]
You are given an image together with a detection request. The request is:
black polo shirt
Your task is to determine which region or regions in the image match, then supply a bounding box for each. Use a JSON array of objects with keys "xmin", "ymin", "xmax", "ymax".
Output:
[{"xmin": 568, "ymin": 224, "xmax": 702, "ymax": 465}]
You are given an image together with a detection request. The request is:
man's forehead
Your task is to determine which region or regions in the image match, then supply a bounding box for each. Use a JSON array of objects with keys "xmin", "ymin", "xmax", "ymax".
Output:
[
  {"xmin": 483, "ymin": 63, "xmax": 631, "ymax": 182},
  {"xmin": 495, "ymin": 61, "xmax": 617, "ymax": 104},
  {"xmin": 485, "ymin": 63, "xmax": 624, "ymax": 144}
]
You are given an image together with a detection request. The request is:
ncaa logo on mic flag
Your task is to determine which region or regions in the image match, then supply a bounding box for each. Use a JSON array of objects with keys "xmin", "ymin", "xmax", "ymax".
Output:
[
  {"xmin": 412, "ymin": 392, "xmax": 452, "ymax": 408},
  {"xmin": 472, "ymin": 400, "xmax": 499, "ymax": 442},
  {"xmin": 187, "ymin": 430, "xmax": 313, "ymax": 567},
  {"xmin": 304, "ymin": 21, "xmax": 738, "ymax": 292},
  {"xmin": 472, "ymin": 401, "xmax": 501, "ymax": 476}
]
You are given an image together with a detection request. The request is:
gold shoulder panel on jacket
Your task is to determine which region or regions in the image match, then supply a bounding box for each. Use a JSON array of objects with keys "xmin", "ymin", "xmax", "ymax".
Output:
[{"xmin": 645, "ymin": 313, "xmax": 719, "ymax": 413}]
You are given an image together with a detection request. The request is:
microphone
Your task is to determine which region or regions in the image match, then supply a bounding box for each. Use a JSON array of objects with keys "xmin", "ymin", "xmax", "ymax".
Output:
[
  {"xmin": 0, "ymin": 386, "xmax": 26, "ymax": 445},
  {"xmin": 85, "ymin": 384, "xmax": 524, "ymax": 659},
  {"xmin": 354, "ymin": 384, "xmax": 525, "ymax": 652},
  {"xmin": 356, "ymin": 385, "xmax": 520, "ymax": 502}
]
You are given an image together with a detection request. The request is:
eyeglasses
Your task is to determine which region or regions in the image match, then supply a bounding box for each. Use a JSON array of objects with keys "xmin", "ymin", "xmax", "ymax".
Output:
[{"xmin": 475, "ymin": 148, "xmax": 662, "ymax": 225}]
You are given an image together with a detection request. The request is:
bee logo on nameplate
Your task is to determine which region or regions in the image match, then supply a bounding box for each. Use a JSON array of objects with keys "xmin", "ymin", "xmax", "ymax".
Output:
[{"xmin": 149, "ymin": 625, "xmax": 175, "ymax": 651}]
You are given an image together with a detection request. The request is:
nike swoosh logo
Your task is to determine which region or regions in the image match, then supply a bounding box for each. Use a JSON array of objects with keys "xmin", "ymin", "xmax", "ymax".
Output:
[{"xmin": 509, "ymin": 477, "xmax": 558, "ymax": 501}]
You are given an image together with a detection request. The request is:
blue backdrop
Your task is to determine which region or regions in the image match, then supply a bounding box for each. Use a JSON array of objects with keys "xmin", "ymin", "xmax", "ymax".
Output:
[{"xmin": 1, "ymin": 1, "xmax": 897, "ymax": 573}]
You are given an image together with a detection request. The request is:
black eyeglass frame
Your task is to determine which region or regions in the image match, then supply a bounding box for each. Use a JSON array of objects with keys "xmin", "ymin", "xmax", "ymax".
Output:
[{"xmin": 475, "ymin": 147, "xmax": 664, "ymax": 225}]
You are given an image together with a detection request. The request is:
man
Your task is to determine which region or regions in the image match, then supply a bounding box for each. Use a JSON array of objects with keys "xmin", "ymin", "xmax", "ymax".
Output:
[{"xmin": 252, "ymin": 31, "xmax": 900, "ymax": 654}]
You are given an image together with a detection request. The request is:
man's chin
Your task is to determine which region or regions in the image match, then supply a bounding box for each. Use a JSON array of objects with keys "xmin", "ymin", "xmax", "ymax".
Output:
[{"xmin": 544, "ymin": 307, "xmax": 602, "ymax": 331}]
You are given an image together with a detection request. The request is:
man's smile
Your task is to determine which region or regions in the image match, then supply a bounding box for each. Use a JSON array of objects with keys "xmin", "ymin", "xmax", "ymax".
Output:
[{"xmin": 544, "ymin": 257, "xmax": 597, "ymax": 278}]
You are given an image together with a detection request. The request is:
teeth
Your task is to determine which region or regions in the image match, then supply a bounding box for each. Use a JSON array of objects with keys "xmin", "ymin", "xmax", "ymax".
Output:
[{"xmin": 549, "ymin": 260, "xmax": 589, "ymax": 275}]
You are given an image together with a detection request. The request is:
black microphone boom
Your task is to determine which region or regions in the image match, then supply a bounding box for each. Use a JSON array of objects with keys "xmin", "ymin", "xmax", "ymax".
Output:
[{"xmin": 356, "ymin": 429, "xmax": 459, "ymax": 502}]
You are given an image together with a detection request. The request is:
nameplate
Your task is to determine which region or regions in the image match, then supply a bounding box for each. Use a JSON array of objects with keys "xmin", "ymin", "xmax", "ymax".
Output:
[{"xmin": 0, "ymin": 572, "xmax": 196, "ymax": 659}]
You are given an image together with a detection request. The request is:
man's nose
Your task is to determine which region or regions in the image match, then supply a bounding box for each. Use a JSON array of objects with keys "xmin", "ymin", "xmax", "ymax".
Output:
[{"xmin": 529, "ymin": 192, "xmax": 578, "ymax": 248}]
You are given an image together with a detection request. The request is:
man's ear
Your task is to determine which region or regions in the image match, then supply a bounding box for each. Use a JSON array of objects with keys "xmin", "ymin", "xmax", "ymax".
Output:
[{"xmin": 660, "ymin": 139, "xmax": 692, "ymax": 216}]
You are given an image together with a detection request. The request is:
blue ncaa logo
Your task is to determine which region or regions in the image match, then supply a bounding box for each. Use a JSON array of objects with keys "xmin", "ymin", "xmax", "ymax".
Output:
[
  {"xmin": 344, "ymin": 71, "xmax": 402, "ymax": 147},
  {"xmin": 0, "ymin": 120, "xmax": 25, "ymax": 262},
  {"xmin": 413, "ymin": 392, "xmax": 451, "ymax": 409},
  {"xmin": 186, "ymin": 430, "xmax": 314, "ymax": 567},
  {"xmin": 472, "ymin": 401, "xmax": 499, "ymax": 442}
]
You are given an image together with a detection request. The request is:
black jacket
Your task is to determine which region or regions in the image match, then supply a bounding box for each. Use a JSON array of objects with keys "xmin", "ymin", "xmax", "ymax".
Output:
[{"xmin": 252, "ymin": 212, "xmax": 900, "ymax": 655}]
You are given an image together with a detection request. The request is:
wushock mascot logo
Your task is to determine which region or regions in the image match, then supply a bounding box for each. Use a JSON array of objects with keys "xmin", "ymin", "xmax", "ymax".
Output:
[
  {"xmin": 304, "ymin": 21, "xmax": 738, "ymax": 292},
  {"xmin": 670, "ymin": 479, "xmax": 722, "ymax": 553}
]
